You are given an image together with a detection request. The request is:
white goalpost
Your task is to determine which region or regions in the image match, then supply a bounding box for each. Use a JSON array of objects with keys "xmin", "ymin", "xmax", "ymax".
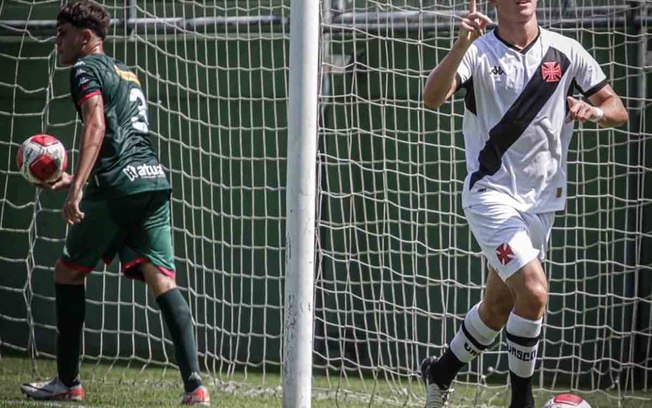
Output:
[
  {"xmin": 0, "ymin": 1, "xmax": 650, "ymax": 407},
  {"xmin": 283, "ymin": 0, "xmax": 319, "ymax": 407}
]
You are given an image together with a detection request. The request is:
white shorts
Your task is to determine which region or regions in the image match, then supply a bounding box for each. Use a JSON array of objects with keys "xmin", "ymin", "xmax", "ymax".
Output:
[{"xmin": 464, "ymin": 202, "xmax": 555, "ymax": 281}]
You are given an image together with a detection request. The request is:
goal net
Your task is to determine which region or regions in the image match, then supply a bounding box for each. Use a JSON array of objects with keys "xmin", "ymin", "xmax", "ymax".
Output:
[{"xmin": 0, "ymin": 0, "xmax": 650, "ymax": 406}]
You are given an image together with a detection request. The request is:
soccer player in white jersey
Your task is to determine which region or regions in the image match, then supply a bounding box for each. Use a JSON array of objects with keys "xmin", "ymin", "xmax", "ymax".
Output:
[{"xmin": 419, "ymin": 1, "xmax": 628, "ymax": 407}]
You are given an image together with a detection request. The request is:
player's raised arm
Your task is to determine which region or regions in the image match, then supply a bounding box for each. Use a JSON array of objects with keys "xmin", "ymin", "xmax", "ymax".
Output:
[{"xmin": 423, "ymin": 1, "xmax": 491, "ymax": 109}]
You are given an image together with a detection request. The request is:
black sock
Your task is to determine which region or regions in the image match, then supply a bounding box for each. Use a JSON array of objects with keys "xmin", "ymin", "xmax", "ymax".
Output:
[
  {"xmin": 509, "ymin": 371, "xmax": 535, "ymax": 408},
  {"xmin": 55, "ymin": 283, "xmax": 85, "ymax": 387},
  {"xmin": 156, "ymin": 288, "xmax": 202, "ymax": 392},
  {"xmin": 432, "ymin": 349, "xmax": 465, "ymax": 389}
]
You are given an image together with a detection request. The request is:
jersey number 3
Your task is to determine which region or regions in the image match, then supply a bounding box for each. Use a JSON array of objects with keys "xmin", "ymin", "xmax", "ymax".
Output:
[{"xmin": 129, "ymin": 88, "xmax": 149, "ymax": 133}]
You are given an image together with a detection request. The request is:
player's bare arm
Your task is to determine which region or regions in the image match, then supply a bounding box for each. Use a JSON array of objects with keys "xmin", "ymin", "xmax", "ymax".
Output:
[
  {"xmin": 566, "ymin": 84, "xmax": 628, "ymax": 127},
  {"xmin": 62, "ymin": 94, "xmax": 106, "ymax": 225},
  {"xmin": 423, "ymin": 3, "xmax": 492, "ymax": 108}
]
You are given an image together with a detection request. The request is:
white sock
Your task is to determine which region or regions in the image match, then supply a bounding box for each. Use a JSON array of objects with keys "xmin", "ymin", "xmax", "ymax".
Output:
[
  {"xmin": 505, "ymin": 312, "xmax": 542, "ymax": 378},
  {"xmin": 450, "ymin": 303, "xmax": 500, "ymax": 363}
]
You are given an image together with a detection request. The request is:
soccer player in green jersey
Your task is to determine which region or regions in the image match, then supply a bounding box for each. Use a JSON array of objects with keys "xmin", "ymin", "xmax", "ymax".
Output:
[{"xmin": 20, "ymin": 1, "xmax": 210, "ymax": 405}]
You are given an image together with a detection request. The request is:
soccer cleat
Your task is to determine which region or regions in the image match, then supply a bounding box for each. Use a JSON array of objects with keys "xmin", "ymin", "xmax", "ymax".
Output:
[
  {"xmin": 20, "ymin": 377, "xmax": 84, "ymax": 401},
  {"xmin": 181, "ymin": 385, "xmax": 211, "ymax": 406},
  {"xmin": 420, "ymin": 357, "xmax": 450, "ymax": 408}
]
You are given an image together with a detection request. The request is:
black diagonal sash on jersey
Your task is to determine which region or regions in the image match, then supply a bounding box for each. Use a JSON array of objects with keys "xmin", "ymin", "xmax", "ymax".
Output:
[{"xmin": 469, "ymin": 47, "xmax": 571, "ymax": 189}]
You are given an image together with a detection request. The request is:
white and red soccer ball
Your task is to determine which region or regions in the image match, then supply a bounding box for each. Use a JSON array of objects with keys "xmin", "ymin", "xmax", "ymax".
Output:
[
  {"xmin": 544, "ymin": 394, "xmax": 592, "ymax": 408},
  {"xmin": 16, "ymin": 134, "xmax": 68, "ymax": 184}
]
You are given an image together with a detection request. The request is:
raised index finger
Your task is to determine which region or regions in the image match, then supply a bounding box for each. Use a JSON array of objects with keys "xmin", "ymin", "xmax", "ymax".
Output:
[
  {"xmin": 467, "ymin": 12, "xmax": 493, "ymax": 25},
  {"xmin": 470, "ymin": 0, "xmax": 476, "ymax": 13}
]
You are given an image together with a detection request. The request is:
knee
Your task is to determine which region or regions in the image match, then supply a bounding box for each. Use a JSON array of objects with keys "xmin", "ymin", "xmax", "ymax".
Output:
[
  {"xmin": 54, "ymin": 260, "xmax": 87, "ymax": 285},
  {"xmin": 480, "ymin": 297, "xmax": 514, "ymax": 329},
  {"xmin": 484, "ymin": 297, "xmax": 514, "ymax": 319},
  {"xmin": 142, "ymin": 263, "xmax": 177, "ymax": 297},
  {"xmin": 155, "ymin": 274, "xmax": 176, "ymax": 292},
  {"xmin": 519, "ymin": 281, "xmax": 548, "ymax": 315}
]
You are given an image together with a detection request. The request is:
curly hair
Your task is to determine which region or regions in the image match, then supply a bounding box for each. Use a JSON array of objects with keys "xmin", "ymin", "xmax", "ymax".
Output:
[{"xmin": 57, "ymin": 0, "xmax": 111, "ymax": 40}]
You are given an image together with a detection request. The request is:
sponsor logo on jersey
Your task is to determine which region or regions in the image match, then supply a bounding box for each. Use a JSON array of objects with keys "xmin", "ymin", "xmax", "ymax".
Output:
[
  {"xmin": 490, "ymin": 65, "xmax": 505, "ymax": 76},
  {"xmin": 541, "ymin": 61, "xmax": 562, "ymax": 82},
  {"xmin": 496, "ymin": 243, "xmax": 514, "ymax": 265},
  {"xmin": 114, "ymin": 65, "xmax": 141, "ymax": 85},
  {"xmin": 122, "ymin": 163, "xmax": 165, "ymax": 181}
]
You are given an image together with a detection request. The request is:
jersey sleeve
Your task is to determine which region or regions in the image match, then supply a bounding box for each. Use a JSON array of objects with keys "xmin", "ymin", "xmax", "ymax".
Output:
[
  {"xmin": 573, "ymin": 44, "xmax": 608, "ymax": 98},
  {"xmin": 70, "ymin": 60, "xmax": 102, "ymax": 108},
  {"xmin": 455, "ymin": 43, "xmax": 477, "ymax": 92}
]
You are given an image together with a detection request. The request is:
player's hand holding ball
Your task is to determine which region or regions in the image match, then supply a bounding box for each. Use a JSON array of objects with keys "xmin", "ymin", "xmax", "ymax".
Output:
[
  {"xmin": 16, "ymin": 133, "xmax": 83, "ymax": 224},
  {"xmin": 16, "ymin": 134, "xmax": 68, "ymax": 187},
  {"xmin": 39, "ymin": 171, "xmax": 73, "ymax": 191}
]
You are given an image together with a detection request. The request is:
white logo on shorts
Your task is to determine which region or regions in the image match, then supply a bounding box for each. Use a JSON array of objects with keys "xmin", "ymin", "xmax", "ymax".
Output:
[{"xmin": 122, "ymin": 164, "xmax": 165, "ymax": 181}]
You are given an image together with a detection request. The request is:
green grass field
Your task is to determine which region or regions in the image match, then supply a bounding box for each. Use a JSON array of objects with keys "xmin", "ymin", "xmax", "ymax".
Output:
[{"xmin": 0, "ymin": 354, "xmax": 649, "ymax": 407}]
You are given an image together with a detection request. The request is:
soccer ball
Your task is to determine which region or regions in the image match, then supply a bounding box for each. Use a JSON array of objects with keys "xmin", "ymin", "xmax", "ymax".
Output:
[
  {"xmin": 16, "ymin": 134, "xmax": 68, "ymax": 184},
  {"xmin": 543, "ymin": 394, "xmax": 592, "ymax": 408}
]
